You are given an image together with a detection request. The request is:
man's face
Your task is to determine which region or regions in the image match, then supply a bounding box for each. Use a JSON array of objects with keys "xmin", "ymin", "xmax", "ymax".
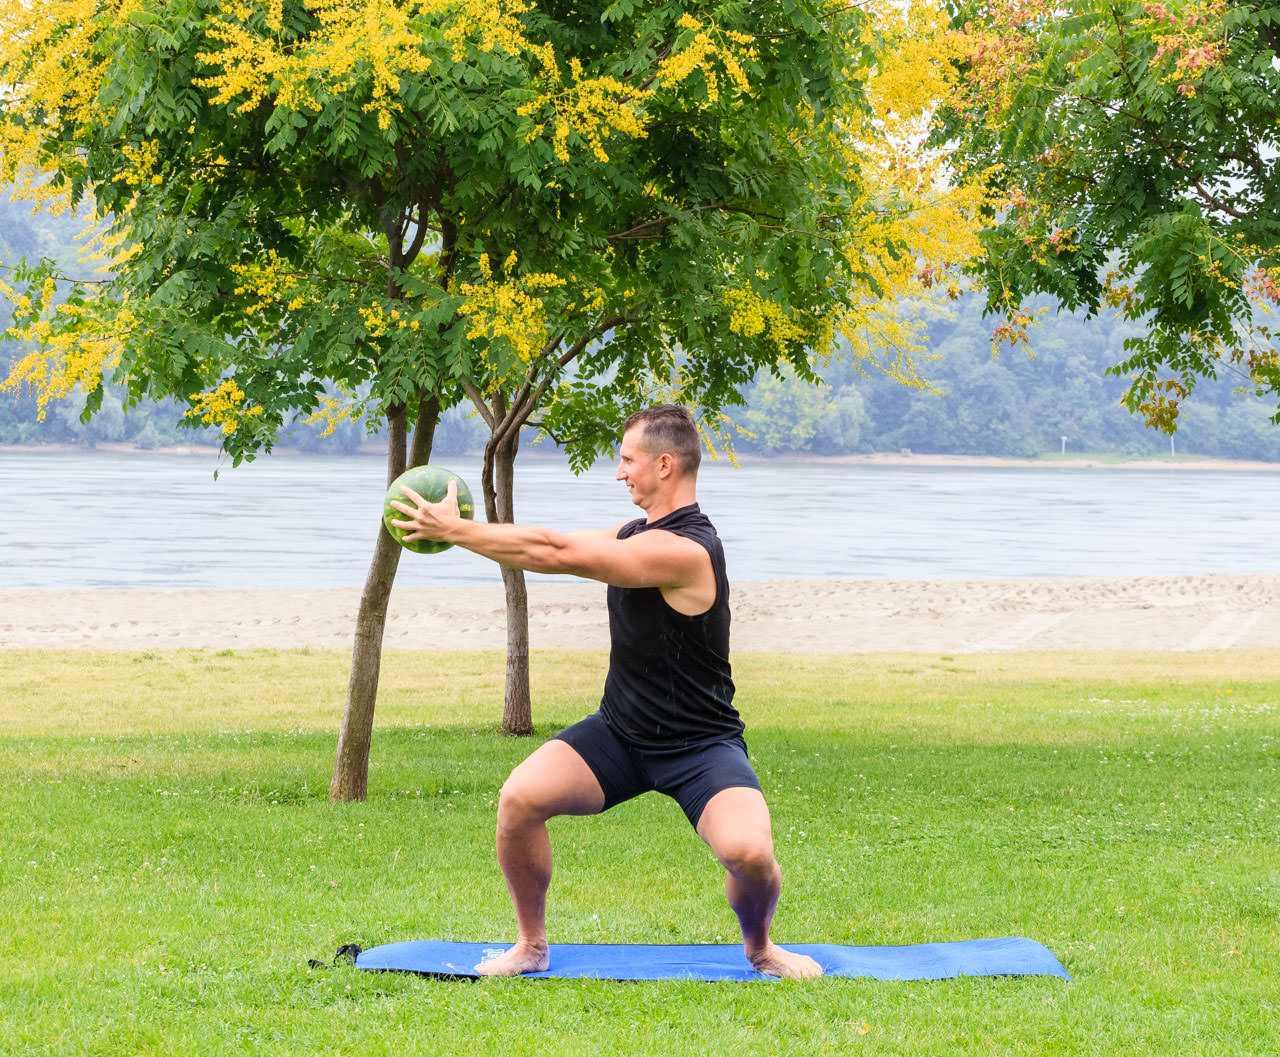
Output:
[{"xmin": 616, "ymin": 426, "xmax": 662, "ymax": 509}]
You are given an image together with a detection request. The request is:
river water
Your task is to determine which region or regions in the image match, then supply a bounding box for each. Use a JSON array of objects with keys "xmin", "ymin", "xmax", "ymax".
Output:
[{"xmin": 2, "ymin": 450, "xmax": 1278, "ymax": 589}]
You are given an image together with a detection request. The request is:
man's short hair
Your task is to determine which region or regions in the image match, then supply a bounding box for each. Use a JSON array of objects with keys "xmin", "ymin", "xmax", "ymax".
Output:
[{"xmin": 624, "ymin": 404, "xmax": 702, "ymax": 476}]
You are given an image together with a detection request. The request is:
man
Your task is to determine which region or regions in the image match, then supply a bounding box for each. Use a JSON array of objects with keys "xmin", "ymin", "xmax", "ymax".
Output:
[{"xmin": 389, "ymin": 404, "xmax": 821, "ymax": 979}]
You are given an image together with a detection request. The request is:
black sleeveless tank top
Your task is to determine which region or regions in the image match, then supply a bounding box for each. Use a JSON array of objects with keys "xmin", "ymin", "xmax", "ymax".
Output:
[{"xmin": 599, "ymin": 503, "xmax": 742, "ymax": 749}]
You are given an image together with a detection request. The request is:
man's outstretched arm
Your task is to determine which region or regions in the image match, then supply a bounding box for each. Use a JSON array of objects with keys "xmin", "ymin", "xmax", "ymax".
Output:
[{"xmin": 388, "ymin": 480, "xmax": 709, "ymax": 594}]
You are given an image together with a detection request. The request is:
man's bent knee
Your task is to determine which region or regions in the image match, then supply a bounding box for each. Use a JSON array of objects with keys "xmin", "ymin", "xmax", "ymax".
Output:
[
  {"xmin": 495, "ymin": 775, "xmax": 547, "ymax": 828},
  {"xmin": 714, "ymin": 835, "xmax": 778, "ymax": 881}
]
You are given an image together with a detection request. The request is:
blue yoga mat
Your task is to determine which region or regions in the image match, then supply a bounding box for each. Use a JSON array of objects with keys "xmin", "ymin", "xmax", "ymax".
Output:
[{"xmin": 355, "ymin": 937, "xmax": 1069, "ymax": 981}]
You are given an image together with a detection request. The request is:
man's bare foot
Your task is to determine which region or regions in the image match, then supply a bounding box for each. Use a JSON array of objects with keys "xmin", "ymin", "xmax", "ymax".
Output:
[
  {"xmin": 475, "ymin": 940, "xmax": 549, "ymax": 977},
  {"xmin": 748, "ymin": 943, "xmax": 824, "ymax": 979}
]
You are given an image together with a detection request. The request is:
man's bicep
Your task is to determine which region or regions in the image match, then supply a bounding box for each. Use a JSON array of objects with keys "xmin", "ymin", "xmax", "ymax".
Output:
[{"xmin": 564, "ymin": 529, "xmax": 706, "ymax": 588}]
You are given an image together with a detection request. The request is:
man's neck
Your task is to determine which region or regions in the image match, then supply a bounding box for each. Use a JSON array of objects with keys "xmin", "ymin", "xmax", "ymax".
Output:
[{"xmin": 642, "ymin": 489, "xmax": 698, "ymax": 523}]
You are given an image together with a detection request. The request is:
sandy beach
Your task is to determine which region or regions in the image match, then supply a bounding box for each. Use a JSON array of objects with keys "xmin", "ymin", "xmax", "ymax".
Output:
[{"xmin": 3, "ymin": 573, "xmax": 1278, "ymax": 653}]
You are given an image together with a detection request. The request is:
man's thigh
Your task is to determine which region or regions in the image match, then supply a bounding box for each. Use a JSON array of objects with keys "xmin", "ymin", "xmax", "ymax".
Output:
[
  {"xmin": 552, "ymin": 712, "xmax": 650, "ymax": 811},
  {"xmin": 502, "ymin": 738, "xmax": 607, "ymax": 818},
  {"xmin": 695, "ymin": 785, "xmax": 775, "ymax": 863}
]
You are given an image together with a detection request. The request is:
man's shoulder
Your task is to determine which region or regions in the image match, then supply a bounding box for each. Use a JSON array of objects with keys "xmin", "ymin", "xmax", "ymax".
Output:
[
  {"xmin": 660, "ymin": 505, "xmax": 720, "ymax": 547},
  {"xmin": 615, "ymin": 515, "xmax": 648, "ymax": 540}
]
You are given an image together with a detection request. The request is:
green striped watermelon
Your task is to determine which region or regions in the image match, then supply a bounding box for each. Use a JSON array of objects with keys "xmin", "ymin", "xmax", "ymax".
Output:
[{"xmin": 382, "ymin": 465, "xmax": 476, "ymax": 554}]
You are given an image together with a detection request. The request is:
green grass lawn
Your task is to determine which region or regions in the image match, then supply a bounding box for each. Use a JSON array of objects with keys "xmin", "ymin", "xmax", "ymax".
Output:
[{"xmin": 2, "ymin": 648, "xmax": 1277, "ymax": 1056}]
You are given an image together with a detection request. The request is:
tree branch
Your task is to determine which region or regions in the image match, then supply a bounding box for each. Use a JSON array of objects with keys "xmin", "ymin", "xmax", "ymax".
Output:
[
  {"xmin": 460, "ymin": 377, "xmax": 497, "ymax": 431},
  {"xmin": 606, "ymin": 202, "xmax": 785, "ymax": 241},
  {"xmin": 1191, "ymin": 182, "xmax": 1252, "ymax": 220},
  {"xmin": 524, "ymin": 314, "xmax": 633, "ymax": 415},
  {"xmin": 400, "ymin": 196, "xmax": 431, "ymax": 268}
]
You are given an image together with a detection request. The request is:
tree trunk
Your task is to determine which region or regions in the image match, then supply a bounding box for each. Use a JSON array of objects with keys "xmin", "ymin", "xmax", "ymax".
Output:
[
  {"xmin": 329, "ymin": 397, "xmax": 440, "ymax": 801},
  {"xmin": 483, "ymin": 425, "xmax": 534, "ymax": 736}
]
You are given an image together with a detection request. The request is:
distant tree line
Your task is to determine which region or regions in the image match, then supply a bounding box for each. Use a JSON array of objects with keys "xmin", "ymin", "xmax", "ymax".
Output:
[
  {"xmin": 723, "ymin": 298, "xmax": 1280, "ymax": 462},
  {"xmin": 4, "ymin": 196, "xmax": 1277, "ymax": 461}
]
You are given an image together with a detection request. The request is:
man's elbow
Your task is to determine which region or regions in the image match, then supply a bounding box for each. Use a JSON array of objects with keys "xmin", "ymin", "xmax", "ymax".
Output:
[
  {"xmin": 535, "ymin": 539, "xmax": 606, "ymax": 580},
  {"xmin": 525, "ymin": 537, "xmax": 583, "ymax": 576}
]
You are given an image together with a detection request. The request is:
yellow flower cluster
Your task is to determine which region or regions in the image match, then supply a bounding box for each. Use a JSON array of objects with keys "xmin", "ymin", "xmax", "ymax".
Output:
[
  {"xmin": 516, "ymin": 11, "xmax": 758, "ymax": 166},
  {"xmin": 301, "ymin": 393, "xmax": 360, "ymax": 437},
  {"xmin": 230, "ymin": 249, "xmax": 300, "ymax": 315},
  {"xmin": 1, "ymin": 284, "xmax": 125, "ymax": 420},
  {"xmin": 459, "ymin": 256, "xmax": 567, "ymax": 366},
  {"xmin": 356, "ymin": 299, "xmax": 417, "ymax": 337},
  {"xmin": 195, "ymin": 2, "xmax": 283, "ymax": 114},
  {"xmin": 862, "ymin": 1, "xmax": 954, "ymax": 125},
  {"xmin": 198, "ymin": 0, "xmax": 436, "ymax": 130},
  {"xmin": 120, "ymin": 140, "xmax": 164, "ymax": 189},
  {"xmin": 723, "ymin": 287, "xmax": 801, "ymax": 348},
  {"xmin": 798, "ymin": 0, "xmax": 994, "ymax": 385},
  {"xmin": 834, "ymin": 181, "xmax": 973, "ymax": 387},
  {"xmin": 195, "ymin": 0, "xmax": 552, "ymax": 133},
  {"xmin": 521, "ymin": 66, "xmax": 648, "ymax": 163},
  {"xmin": 0, "ymin": 0, "xmax": 126, "ymax": 184},
  {"xmin": 185, "ymin": 379, "xmax": 266, "ymax": 434},
  {"xmin": 561, "ymin": 285, "xmax": 608, "ymax": 317},
  {"xmin": 439, "ymin": 0, "xmax": 550, "ymax": 69},
  {"xmin": 655, "ymin": 13, "xmax": 755, "ymax": 104}
]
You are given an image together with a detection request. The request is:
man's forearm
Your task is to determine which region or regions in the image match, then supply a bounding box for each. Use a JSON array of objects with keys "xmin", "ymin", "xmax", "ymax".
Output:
[{"xmin": 443, "ymin": 518, "xmax": 573, "ymax": 575}]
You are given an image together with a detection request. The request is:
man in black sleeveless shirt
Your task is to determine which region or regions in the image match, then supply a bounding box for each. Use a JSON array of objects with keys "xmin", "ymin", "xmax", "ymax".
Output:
[{"xmin": 389, "ymin": 405, "xmax": 821, "ymax": 979}]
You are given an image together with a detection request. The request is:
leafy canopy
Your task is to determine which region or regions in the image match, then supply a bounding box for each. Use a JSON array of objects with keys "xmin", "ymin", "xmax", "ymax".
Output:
[
  {"xmin": 936, "ymin": 0, "xmax": 1280, "ymax": 429},
  {"xmin": 1, "ymin": 0, "xmax": 985, "ymax": 465}
]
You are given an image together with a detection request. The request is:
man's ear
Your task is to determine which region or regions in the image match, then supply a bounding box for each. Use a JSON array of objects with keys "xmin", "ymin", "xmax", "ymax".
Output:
[{"xmin": 656, "ymin": 452, "xmax": 674, "ymax": 478}]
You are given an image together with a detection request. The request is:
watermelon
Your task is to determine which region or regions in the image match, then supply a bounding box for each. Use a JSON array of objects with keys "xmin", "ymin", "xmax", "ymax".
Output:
[{"xmin": 382, "ymin": 465, "xmax": 476, "ymax": 554}]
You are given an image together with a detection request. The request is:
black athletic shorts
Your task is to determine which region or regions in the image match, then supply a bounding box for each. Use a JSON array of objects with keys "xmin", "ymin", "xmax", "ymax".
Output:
[{"xmin": 553, "ymin": 711, "xmax": 761, "ymax": 829}]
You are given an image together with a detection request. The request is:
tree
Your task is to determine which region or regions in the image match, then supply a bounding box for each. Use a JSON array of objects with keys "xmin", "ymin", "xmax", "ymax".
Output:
[
  {"xmin": 937, "ymin": 0, "xmax": 1280, "ymax": 429},
  {"xmin": 2, "ymin": 0, "xmax": 985, "ymax": 794}
]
